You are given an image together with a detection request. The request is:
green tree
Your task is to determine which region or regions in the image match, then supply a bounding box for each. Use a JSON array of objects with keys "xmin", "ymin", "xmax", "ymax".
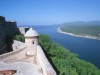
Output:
[{"xmin": 13, "ymin": 34, "xmax": 25, "ymax": 42}]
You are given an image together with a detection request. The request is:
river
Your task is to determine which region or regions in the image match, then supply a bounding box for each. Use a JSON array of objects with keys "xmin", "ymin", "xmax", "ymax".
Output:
[{"xmin": 32, "ymin": 25, "xmax": 100, "ymax": 69}]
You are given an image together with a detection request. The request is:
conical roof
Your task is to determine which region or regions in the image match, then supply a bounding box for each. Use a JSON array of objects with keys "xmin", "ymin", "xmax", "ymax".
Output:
[{"xmin": 24, "ymin": 28, "xmax": 39, "ymax": 37}]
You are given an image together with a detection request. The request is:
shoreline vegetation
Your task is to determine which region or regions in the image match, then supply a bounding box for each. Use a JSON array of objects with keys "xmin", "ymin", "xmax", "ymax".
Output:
[{"xmin": 57, "ymin": 27, "xmax": 100, "ymax": 40}]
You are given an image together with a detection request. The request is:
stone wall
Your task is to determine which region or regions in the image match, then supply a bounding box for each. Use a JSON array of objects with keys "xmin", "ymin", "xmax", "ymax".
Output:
[
  {"xmin": 5, "ymin": 21, "xmax": 17, "ymax": 35},
  {"xmin": 0, "ymin": 16, "xmax": 5, "ymax": 25},
  {"xmin": 0, "ymin": 16, "xmax": 18, "ymax": 54}
]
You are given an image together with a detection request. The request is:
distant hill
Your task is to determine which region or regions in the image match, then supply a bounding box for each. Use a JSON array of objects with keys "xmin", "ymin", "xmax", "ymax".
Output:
[
  {"xmin": 62, "ymin": 21, "xmax": 100, "ymax": 26},
  {"xmin": 60, "ymin": 21, "xmax": 100, "ymax": 40}
]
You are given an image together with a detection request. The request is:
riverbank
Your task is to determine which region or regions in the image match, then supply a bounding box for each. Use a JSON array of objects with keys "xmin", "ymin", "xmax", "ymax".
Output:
[{"xmin": 57, "ymin": 27, "xmax": 100, "ymax": 40}]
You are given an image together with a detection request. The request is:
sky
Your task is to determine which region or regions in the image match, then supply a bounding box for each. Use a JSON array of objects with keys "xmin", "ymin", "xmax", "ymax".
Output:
[{"xmin": 0, "ymin": 0, "xmax": 100, "ymax": 25}]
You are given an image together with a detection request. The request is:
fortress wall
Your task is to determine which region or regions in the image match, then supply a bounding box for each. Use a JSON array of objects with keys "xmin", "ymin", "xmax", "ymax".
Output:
[
  {"xmin": 0, "ymin": 44, "xmax": 37, "ymax": 64},
  {"xmin": 0, "ymin": 46, "xmax": 27, "ymax": 62},
  {"xmin": 0, "ymin": 24, "xmax": 7, "ymax": 52},
  {"xmin": 0, "ymin": 16, "xmax": 18, "ymax": 53},
  {"xmin": 37, "ymin": 45, "xmax": 56, "ymax": 75},
  {"xmin": 5, "ymin": 21, "xmax": 17, "ymax": 35},
  {"xmin": 0, "ymin": 16, "xmax": 5, "ymax": 24}
]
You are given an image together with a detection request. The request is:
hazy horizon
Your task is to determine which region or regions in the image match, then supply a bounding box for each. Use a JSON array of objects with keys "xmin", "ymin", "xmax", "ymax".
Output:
[{"xmin": 0, "ymin": 0, "xmax": 100, "ymax": 25}]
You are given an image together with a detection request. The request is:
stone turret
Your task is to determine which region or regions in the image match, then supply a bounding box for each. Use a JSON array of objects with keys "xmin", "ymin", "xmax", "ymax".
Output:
[{"xmin": 24, "ymin": 28, "xmax": 39, "ymax": 45}]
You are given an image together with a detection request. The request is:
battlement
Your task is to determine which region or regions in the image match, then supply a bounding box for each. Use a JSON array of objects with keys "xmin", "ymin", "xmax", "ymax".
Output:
[
  {"xmin": 0, "ymin": 16, "xmax": 17, "ymax": 35},
  {"xmin": 0, "ymin": 16, "xmax": 5, "ymax": 23}
]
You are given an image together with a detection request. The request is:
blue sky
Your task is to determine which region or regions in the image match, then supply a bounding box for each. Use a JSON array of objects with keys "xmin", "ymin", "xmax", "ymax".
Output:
[{"xmin": 0, "ymin": 0, "xmax": 100, "ymax": 25}]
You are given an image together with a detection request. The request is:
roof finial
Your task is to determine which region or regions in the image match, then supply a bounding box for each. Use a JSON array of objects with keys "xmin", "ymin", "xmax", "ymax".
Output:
[{"xmin": 30, "ymin": 28, "xmax": 33, "ymax": 30}]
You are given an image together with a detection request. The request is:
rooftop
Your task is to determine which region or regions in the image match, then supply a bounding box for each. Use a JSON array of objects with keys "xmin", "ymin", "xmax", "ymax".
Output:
[{"xmin": 24, "ymin": 28, "xmax": 39, "ymax": 37}]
